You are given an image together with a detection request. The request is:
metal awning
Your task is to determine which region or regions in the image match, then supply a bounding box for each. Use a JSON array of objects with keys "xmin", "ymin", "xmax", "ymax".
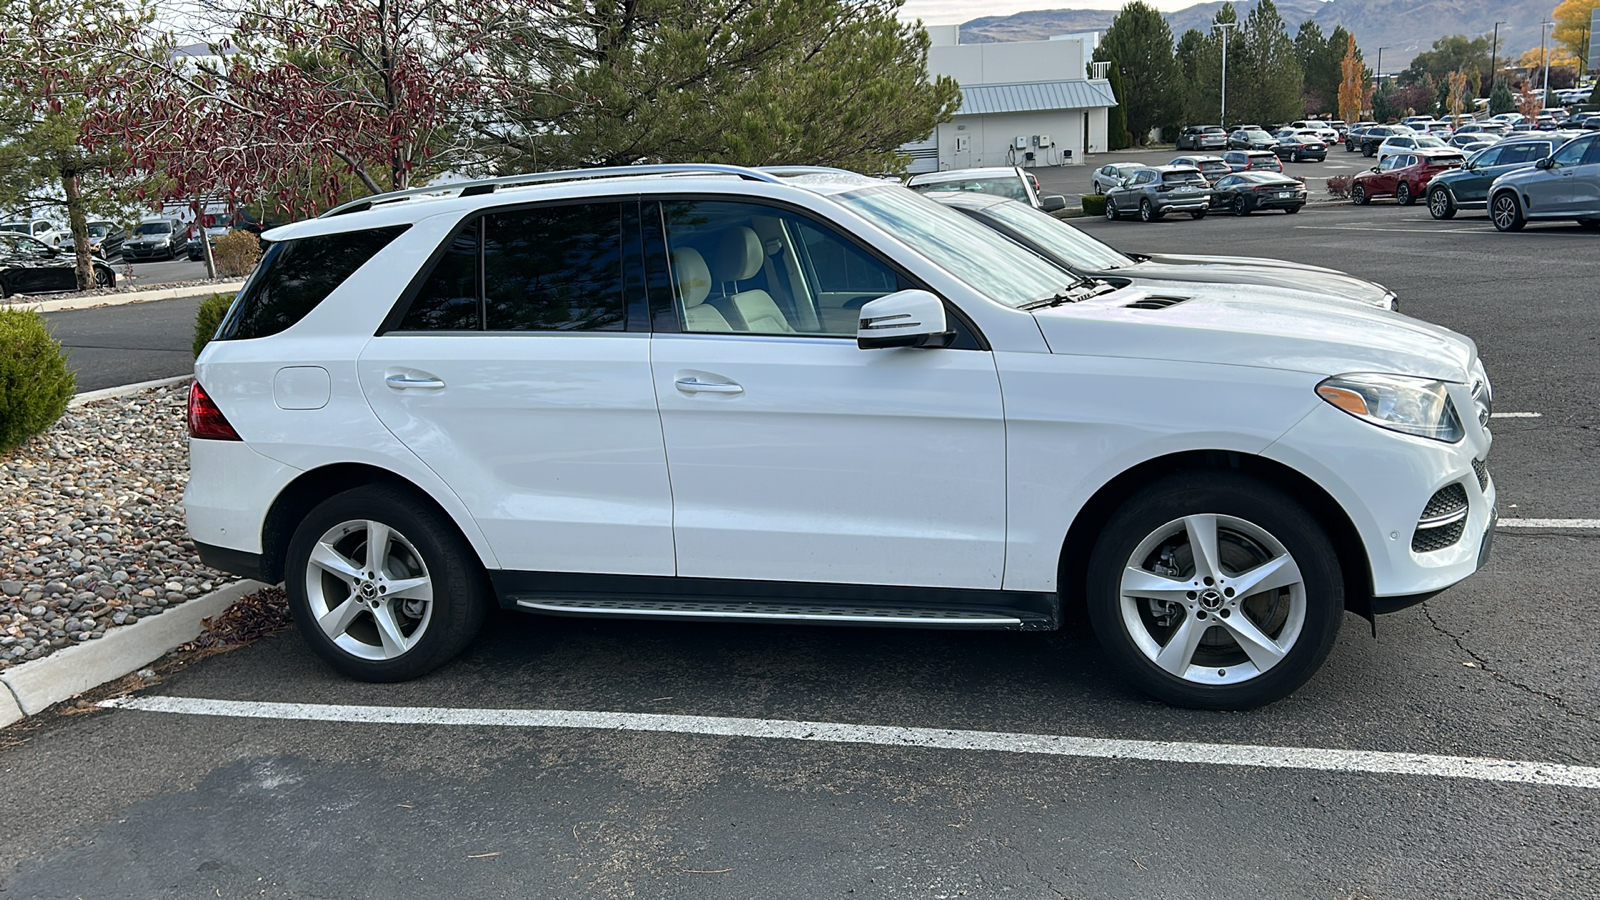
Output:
[{"xmin": 957, "ymin": 79, "xmax": 1118, "ymax": 115}]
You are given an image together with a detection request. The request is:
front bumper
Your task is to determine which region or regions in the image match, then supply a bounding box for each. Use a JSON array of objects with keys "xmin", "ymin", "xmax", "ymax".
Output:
[
  {"xmin": 1262, "ymin": 393, "xmax": 1494, "ymax": 603},
  {"xmin": 123, "ymin": 244, "xmax": 173, "ymax": 259}
]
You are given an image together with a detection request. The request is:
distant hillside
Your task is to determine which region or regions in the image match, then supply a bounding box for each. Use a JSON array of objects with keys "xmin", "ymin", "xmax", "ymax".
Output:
[{"xmin": 959, "ymin": 0, "xmax": 1552, "ymax": 67}]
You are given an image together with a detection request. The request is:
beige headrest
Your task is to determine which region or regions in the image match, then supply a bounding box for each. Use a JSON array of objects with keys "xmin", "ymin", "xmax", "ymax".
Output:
[
  {"xmin": 713, "ymin": 227, "xmax": 764, "ymax": 282},
  {"xmin": 671, "ymin": 247, "xmax": 712, "ymax": 307}
]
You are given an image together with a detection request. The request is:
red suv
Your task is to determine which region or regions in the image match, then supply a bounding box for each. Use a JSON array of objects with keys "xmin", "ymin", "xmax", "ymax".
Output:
[{"xmin": 1351, "ymin": 149, "xmax": 1465, "ymax": 206}]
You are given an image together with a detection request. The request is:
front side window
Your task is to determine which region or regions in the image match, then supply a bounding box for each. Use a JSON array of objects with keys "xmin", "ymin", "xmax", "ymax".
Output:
[
  {"xmin": 1551, "ymin": 137, "xmax": 1592, "ymax": 167},
  {"xmin": 658, "ymin": 199, "xmax": 909, "ymax": 337},
  {"xmin": 1470, "ymin": 146, "xmax": 1504, "ymax": 167}
]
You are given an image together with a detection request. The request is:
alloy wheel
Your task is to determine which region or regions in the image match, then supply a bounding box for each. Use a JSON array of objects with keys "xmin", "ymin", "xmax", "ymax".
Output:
[
  {"xmin": 304, "ymin": 518, "xmax": 435, "ymax": 660},
  {"xmin": 1428, "ymin": 188, "xmax": 1455, "ymax": 219},
  {"xmin": 1491, "ymin": 193, "xmax": 1525, "ymax": 232},
  {"xmin": 1118, "ymin": 514, "xmax": 1307, "ymax": 686}
]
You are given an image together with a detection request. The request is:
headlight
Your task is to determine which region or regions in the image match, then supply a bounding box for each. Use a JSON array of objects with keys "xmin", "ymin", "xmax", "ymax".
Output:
[
  {"xmin": 1316, "ymin": 373, "xmax": 1464, "ymax": 442},
  {"xmin": 1470, "ymin": 359, "xmax": 1492, "ymax": 428}
]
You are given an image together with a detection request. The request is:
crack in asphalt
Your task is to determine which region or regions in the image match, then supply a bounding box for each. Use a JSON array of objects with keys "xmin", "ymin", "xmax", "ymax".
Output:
[{"xmin": 1420, "ymin": 601, "xmax": 1592, "ymax": 722}]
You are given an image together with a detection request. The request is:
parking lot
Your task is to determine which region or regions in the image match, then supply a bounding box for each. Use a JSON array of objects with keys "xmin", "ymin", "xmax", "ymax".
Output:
[{"xmin": 5, "ymin": 193, "xmax": 1600, "ymax": 898}]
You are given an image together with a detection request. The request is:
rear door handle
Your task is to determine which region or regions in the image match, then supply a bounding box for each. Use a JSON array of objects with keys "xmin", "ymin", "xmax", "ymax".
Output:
[
  {"xmin": 385, "ymin": 374, "xmax": 446, "ymax": 390},
  {"xmin": 675, "ymin": 377, "xmax": 743, "ymax": 395}
]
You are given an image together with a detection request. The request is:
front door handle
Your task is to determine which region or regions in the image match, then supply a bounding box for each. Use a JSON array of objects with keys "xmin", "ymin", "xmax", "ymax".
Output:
[
  {"xmin": 385, "ymin": 374, "xmax": 446, "ymax": 390},
  {"xmin": 675, "ymin": 377, "xmax": 743, "ymax": 395}
]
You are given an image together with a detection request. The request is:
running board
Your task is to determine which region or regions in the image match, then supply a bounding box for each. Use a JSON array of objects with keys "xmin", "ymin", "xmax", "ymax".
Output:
[{"xmin": 514, "ymin": 597, "xmax": 1025, "ymax": 628}]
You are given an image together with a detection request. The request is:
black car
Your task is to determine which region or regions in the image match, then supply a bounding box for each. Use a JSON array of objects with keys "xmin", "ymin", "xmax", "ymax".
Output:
[
  {"xmin": 0, "ymin": 232, "xmax": 116, "ymax": 298},
  {"xmin": 123, "ymin": 217, "xmax": 186, "ymax": 261},
  {"xmin": 1227, "ymin": 128, "xmax": 1278, "ymax": 150},
  {"xmin": 1207, "ymin": 172, "xmax": 1308, "ymax": 215},
  {"xmin": 1272, "ymin": 132, "xmax": 1327, "ymax": 162},
  {"xmin": 1358, "ymin": 125, "xmax": 1409, "ymax": 157},
  {"xmin": 60, "ymin": 220, "xmax": 125, "ymax": 260}
]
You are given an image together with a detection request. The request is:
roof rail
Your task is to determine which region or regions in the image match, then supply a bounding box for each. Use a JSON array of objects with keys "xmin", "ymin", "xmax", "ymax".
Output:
[{"xmin": 319, "ymin": 164, "xmax": 785, "ymax": 218}]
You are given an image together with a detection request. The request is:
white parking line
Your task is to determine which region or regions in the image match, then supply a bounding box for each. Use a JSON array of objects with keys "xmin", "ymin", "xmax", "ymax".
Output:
[
  {"xmin": 1498, "ymin": 519, "xmax": 1600, "ymax": 529},
  {"xmin": 100, "ymin": 696, "xmax": 1600, "ymax": 790},
  {"xmin": 1492, "ymin": 412, "xmax": 1542, "ymax": 418}
]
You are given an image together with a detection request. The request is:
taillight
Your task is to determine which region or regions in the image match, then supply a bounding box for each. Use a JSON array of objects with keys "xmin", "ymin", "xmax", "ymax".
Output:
[{"xmin": 187, "ymin": 381, "xmax": 242, "ymax": 441}]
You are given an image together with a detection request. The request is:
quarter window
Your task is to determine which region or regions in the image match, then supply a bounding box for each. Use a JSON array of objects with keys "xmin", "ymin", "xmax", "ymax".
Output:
[{"xmin": 218, "ymin": 224, "xmax": 409, "ymax": 342}]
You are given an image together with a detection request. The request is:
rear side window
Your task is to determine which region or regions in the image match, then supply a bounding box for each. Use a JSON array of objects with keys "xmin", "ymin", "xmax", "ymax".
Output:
[
  {"xmin": 396, "ymin": 203, "xmax": 626, "ymax": 332},
  {"xmin": 218, "ymin": 225, "xmax": 408, "ymax": 341}
]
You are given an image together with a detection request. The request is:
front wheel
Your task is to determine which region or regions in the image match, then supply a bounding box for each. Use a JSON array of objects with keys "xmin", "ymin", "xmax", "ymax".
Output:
[
  {"xmin": 1397, "ymin": 182, "xmax": 1414, "ymax": 206},
  {"xmin": 285, "ymin": 485, "xmax": 489, "ymax": 681},
  {"xmin": 1085, "ymin": 473, "xmax": 1345, "ymax": 710},
  {"xmin": 1490, "ymin": 192, "xmax": 1526, "ymax": 232},
  {"xmin": 1351, "ymin": 184, "xmax": 1369, "ymax": 206},
  {"xmin": 1105, "ymin": 198, "xmax": 1118, "ymax": 221},
  {"xmin": 1578, "ymin": 218, "xmax": 1600, "ymax": 230},
  {"xmin": 1428, "ymin": 187, "xmax": 1456, "ymax": 219}
]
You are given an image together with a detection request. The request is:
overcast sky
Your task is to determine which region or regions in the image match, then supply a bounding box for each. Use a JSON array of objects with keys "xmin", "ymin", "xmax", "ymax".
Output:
[{"xmin": 898, "ymin": 0, "xmax": 1202, "ymax": 26}]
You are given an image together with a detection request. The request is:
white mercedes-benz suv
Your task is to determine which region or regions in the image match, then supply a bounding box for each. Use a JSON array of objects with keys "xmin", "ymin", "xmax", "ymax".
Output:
[{"xmin": 185, "ymin": 164, "xmax": 1495, "ymax": 709}]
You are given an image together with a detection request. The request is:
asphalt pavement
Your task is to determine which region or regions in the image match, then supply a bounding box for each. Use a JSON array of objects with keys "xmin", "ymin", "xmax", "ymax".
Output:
[{"xmin": 6, "ymin": 187, "xmax": 1600, "ymax": 898}]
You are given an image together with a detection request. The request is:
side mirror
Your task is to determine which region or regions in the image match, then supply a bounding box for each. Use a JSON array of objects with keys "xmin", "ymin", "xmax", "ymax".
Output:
[
  {"xmin": 857, "ymin": 290, "xmax": 953, "ymax": 350},
  {"xmin": 1535, "ymin": 157, "xmax": 1554, "ymax": 169},
  {"xmin": 1039, "ymin": 194, "xmax": 1068, "ymax": 212},
  {"xmin": 1370, "ymin": 166, "xmax": 1380, "ymax": 173}
]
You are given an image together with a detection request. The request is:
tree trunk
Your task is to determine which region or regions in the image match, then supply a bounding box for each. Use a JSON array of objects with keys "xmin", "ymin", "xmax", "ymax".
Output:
[
  {"xmin": 196, "ymin": 195, "xmax": 217, "ymax": 279},
  {"xmin": 62, "ymin": 171, "xmax": 94, "ymax": 291}
]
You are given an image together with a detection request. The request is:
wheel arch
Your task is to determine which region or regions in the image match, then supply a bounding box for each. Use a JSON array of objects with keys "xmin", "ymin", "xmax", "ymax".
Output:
[
  {"xmin": 1056, "ymin": 450, "xmax": 1374, "ymax": 622},
  {"xmin": 255, "ymin": 462, "xmax": 486, "ymax": 585}
]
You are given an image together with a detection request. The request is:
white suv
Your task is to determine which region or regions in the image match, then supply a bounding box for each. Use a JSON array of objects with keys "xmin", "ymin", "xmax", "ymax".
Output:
[{"xmin": 185, "ymin": 164, "xmax": 1496, "ymax": 709}]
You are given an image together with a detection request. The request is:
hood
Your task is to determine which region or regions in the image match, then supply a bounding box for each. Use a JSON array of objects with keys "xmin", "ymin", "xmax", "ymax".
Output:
[
  {"xmin": 1031, "ymin": 284, "xmax": 1475, "ymax": 383},
  {"xmin": 1111, "ymin": 254, "xmax": 1395, "ymax": 310}
]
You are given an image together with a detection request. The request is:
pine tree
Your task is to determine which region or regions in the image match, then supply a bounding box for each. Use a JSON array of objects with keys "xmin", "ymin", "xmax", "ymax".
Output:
[
  {"xmin": 1092, "ymin": 2, "xmax": 1180, "ymax": 145},
  {"xmin": 1489, "ymin": 79, "xmax": 1516, "ymax": 115},
  {"xmin": 1236, "ymin": 0, "xmax": 1303, "ymax": 126},
  {"xmin": 1106, "ymin": 62, "xmax": 1132, "ymax": 150}
]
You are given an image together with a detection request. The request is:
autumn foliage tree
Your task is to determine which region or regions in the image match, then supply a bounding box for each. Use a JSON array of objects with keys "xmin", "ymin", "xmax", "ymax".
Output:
[
  {"xmin": 1336, "ymin": 33, "xmax": 1368, "ymax": 124},
  {"xmin": 87, "ymin": 0, "xmax": 509, "ymax": 216}
]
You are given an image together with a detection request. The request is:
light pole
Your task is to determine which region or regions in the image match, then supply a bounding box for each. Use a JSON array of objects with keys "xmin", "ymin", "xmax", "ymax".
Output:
[
  {"xmin": 1374, "ymin": 47, "xmax": 1386, "ymax": 119},
  {"xmin": 1213, "ymin": 21, "xmax": 1237, "ymax": 127},
  {"xmin": 1490, "ymin": 21, "xmax": 1505, "ymax": 94},
  {"xmin": 1543, "ymin": 20, "xmax": 1556, "ymax": 109}
]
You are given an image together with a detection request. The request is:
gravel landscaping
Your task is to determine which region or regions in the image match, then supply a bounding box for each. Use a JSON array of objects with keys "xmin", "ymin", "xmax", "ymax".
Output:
[
  {"xmin": 0, "ymin": 277, "xmax": 240, "ymax": 307},
  {"xmin": 0, "ymin": 381, "xmax": 229, "ymax": 669}
]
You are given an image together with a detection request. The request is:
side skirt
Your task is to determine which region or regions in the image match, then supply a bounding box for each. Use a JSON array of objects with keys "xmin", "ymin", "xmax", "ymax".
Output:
[{"xmin": 489, "ymin": 571, "xmax": 1059, "ymax": 631}]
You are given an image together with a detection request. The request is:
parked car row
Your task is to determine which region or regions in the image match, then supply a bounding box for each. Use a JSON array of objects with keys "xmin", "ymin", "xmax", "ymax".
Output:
[
  {"xmin": 0, "ymin": 232, "xmax": 117, "ymax": 298},
  {"xmin": 1345, "ymin": 129, "xmax": 1600, "ymax": 233}
]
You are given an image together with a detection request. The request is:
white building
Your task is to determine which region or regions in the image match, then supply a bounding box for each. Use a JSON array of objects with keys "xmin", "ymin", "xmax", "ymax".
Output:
[{"xmin": 903, "ymin": 25, "xmax": 1118, "ymax": 173}]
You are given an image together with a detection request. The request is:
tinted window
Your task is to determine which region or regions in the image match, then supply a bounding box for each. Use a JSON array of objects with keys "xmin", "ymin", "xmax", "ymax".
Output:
[
  {"xmin": 1499, "ymin": 144, "xmax": 1546, "ymax": 165},
  {"xmin": 400, "ymin": 220, "xmax": 481, "ymax": 331},
  {"xmin": 1163, "ymin": 171, "xmax": 1205, "ymax": 184},
  {"xmin": 135, "ymin": 222, "xmax": 171, "ymax": 235},
  {"xmin": 1552, "ymin": 137, "xmax": 1591, "ymax": 166},
  {"xmin": 218, "ymin": 225, "xmax": 408, "ymax": 342},
  {"xmin": 483, "ymin": 204, "xmax": 625, "ymax": 332},
  {"xmin": 1583, "ymin": 139, "xmax": 1600, "ymax": 165}
]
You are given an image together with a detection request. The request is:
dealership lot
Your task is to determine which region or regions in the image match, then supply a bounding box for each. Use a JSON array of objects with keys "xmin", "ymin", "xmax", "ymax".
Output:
[{"xmin": 5, "ymin": 199, "xmax": 1599, "ymax": 898}]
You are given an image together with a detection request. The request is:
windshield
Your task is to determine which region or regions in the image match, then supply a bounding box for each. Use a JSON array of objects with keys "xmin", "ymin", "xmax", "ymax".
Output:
[
  {"xmin": 836, "ymin": 187, "xmax": 1078, "ymax": 308},
  {"xmin": 908, "ymin": 177, "xmax": 1028, "ymax": 203},
  {"xmin": 0, "ymin": 224, "xmax": 27, "ymax": 234},
  {"xmin": 135, "ymin": 221, "xmax": 171, "ymax": 235},
  {"xmin": 975, "ymin": 200, "xmax": 1135, "ymax": 271}
]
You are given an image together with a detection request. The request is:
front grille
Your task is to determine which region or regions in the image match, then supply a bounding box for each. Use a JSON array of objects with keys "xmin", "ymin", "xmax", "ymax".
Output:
[
  {"xmin": 1413, "ymin": 483, "xmax": 1470, "ymax": 553},
  {"xmin": 1472, "ymin": 457, "xmax": 1490, "ymax": 493}
]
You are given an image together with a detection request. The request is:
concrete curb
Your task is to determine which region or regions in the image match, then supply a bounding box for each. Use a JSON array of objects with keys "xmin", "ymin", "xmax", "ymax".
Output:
[
  {"xmin": 14, "ymin": 280, "xmax": 245, "ymax": 315},
  {"xmin": 70, "ymin": 375, "xmax": 192, "ymax": 408},
  {"xmin": 0, "ymin": 579, "xmax": 268, "ymax": 727}
]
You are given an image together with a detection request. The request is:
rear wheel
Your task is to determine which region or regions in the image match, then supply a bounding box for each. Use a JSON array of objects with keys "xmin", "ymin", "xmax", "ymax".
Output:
[
  {"xmin": 1139, "ymin": 199, "xmax": 1159, "ymax": 222},
  {"xmin": 1490, "ymin": 192, "xmax": 1526, "ymax": 232},
  {"xmin": 285, "ymin": 485, "xmax": 489, "ymax": 682},
  {"xmin": 1232, "ymin": 195, "xmax": 1250, "ymax": 216},
  {"xmin": 1396, "ymin": 182, "xmax": 1414, "ymax": 206},
  {"xmin": 1362, "ymin": 144, "xmax": 1374, "ymax": 157},
  {"xmin": 93, "ymin": 266, "xmax": 113, "ymax": 288},
  {"xmin": 1428, "ymin": 186, "xmax": 1457, "ymax": 219},
  {"xmin": 1284, "ymin": 205, "xmax": 1301, "ymax": 214},
  {"xmin": 1578, "ymin": 218, "xmax": 1600, "ymax": 230},
  {"xmin": 1351, "ymin": 183, "xmax": 1369, "ymax": 206},
  {"xmin": 1085, "ymin": 473, "xmax": 1345, "ymax": 710}
]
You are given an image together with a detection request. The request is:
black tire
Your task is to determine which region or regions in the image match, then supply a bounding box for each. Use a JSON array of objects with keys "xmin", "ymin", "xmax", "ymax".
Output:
[
  {"xmin": 1190, "ymin": 210, "xmax": 1207, "ymax": 219},
  {"xmin": 93, "ymin": 266, "xmax": 113, "ymax": 288},
  {"xmin": 1284, "ymin": 204, "xmax": 1300, "ymax": 214},
  {"xmin": 1490, "ymin": 191, "xmax": 1525, "ymax": 232},
  {"xmin": 1084, "ymin": 472, "xmax": 1345, "ymax": 710},
  {"xmin": 1351, "ymin": 183, "xmax": 1369, "ymax": 206},
  {"xmin": 1139, "ymin": 199, "xmax": 1159, "ymax": 222},
  {"xmin": 1233, "ymin": 195, "xmax": 1250, "ymax": 216},
  {"xmin": 1396, "ymin": 182, "xmax": 1414, "ymax": 206},
  {"xmin": 1362, "ymin": 144, "xmax": 1374, "ymax": 157},
  {"xmin": 1578, "ymin": 218, "xmax": 1600, "ymax": 230},
  {"xmin": 1105, "ymin": 198, "xmax": 1118, "ymax": 221},
  {"xmin": 285, "ymin": 485, "xmax": 489, "ymax": 682},
  {"xmin": 1428, "ymin": 186, "xmax": 1457, "ymax": 220}
]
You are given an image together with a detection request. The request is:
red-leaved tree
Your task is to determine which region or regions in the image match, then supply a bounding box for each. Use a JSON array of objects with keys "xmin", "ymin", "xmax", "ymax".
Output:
[{"xmin": 85, "ymin": 0, "xmax": 510, "ymax": 216}]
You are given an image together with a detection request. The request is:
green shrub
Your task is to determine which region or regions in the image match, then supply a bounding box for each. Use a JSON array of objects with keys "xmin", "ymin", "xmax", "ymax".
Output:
[
  {"xmin": 193, "ymin": 293, "xmax": 235, "ymax": 358},
  {"xmin": 212, "ymin": 230, "xmax": 262, "ymax": 278},
  {"xmin": 0, "ymin": 308, "xmax": 75, "ymax": 454},
  {"xmin": 1081, "ymin": 194, "xmax": 1107, "ymax": 216}
]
